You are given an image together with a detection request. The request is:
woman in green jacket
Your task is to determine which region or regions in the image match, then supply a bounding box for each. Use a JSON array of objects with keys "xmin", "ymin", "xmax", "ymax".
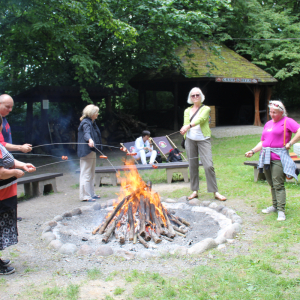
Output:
[{"xmin": 180, "ymin": 87, "xmax": 226, "ymax": 201}]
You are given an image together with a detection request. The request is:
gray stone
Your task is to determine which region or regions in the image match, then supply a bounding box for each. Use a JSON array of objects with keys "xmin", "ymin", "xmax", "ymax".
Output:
[
  {"xmin": 62, "ymin": 212, "xmax": 72, "ymax": 218},
  {"xmin": 95, "ymin": 245, "xmax": 114, "ymax": 256},
  {"xmin": 92, "ymin": 203, "xmax": 101, "ymax": 210},
  {"xmin": 225, "ymin": 209, "xmax": 236, "ymax": 219},
  {"xmin": 215, "ymin": 205, "xmax": 225, "ymax": 212},
  {"xmin": 214, "ymin": 235, "xmax": 227, "ymax": 245},
  {"xmin": 208, "ymin": 202, "xmax": 218, "ymax": 209},
  {"xmin": 42, "ymin": 232, "xmax": 56, "ymax": 244},
  {"xmin": 115, "ymin": 249, "xmax": 135, "ymax": 260},
  {"xmin": 220, "ymin": 207, "xmax": 229, "ymax": 215},
  {"xmin": 188, "ymin": 238, "xmax": 217, "ymax": 254},
  {"xmin": 48, "ymin": 220, "xmax": 57, "ymax": 228},
  {"xmin": 77, "ymin": 244, "xmax": 94, "ymax": 255},
  {"xmin": 223, "ymin": 223, "xmax": 242, "ymax": 239},
  {"xmin": 53, "ymin": 215, "xmax": 63, "ymax": 222},
  {"xmin": 71, "ymin": 208, "xmax": 82, "ymax": 216},
  {"xmin": 174, "ymin": 246, "xmax": 188, "ymax": 255},
  {"xmin": 188, "ymin": 199, "xmax": 201, "ymax": 206},
  {"xmin": 231, "ymin": 214, "xmax": 243, "ymax": 224},
  {"xmin": 80, "ymin": 206, "xmax": 93, "ymax": 213},
  {"xmin": 178, "ymin": 196, "xmax": 188, "ymax": 203},
  {"xmin": 42, "ymin": 226, "xmax": 52, "ymax": 234},
  {"xmin": 48, "ymin": 240, "xmax": 63, "ymax": 250},
  {"xmin": 202, "ymin": 201, "xmax": 211, "ymax": 207},
  {"xmin": 59, "ymin": 243, "xmax": 77, "ymax": 255},
  {"xmin": 164, "ymin": 198, "xmax": 177, "ymax": 203}
]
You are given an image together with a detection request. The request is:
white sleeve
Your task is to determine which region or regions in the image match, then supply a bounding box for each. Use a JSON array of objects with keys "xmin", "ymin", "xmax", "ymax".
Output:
[{"xmin": 134, "ymin": 137, "xmax": 144, "ymax": 152}]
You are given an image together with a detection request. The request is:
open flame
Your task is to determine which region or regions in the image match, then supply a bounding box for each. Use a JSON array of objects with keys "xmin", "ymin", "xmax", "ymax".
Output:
[{"xmin": 93, "ymin": 159, "xmax": 189, "ymax": 245}]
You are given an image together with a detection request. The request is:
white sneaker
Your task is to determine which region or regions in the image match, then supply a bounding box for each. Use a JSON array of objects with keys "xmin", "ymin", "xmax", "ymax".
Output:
[
  {"xmin": 277, "ymin": 211, "xmax": 286, "ymax": 221},
  {"xmin": 262, "ymin": 206, "xmax": 277, "ymax": 214}
]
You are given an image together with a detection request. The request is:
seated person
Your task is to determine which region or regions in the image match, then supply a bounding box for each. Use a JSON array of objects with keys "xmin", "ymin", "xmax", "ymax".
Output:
[{"xmin": 133, "ymin": 130, "xmax": 157, "ymax": 164}]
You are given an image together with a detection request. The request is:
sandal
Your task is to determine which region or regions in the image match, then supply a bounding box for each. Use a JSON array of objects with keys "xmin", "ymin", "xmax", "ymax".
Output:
[
  {"xmin": 92, "ymin": 195, "xmax": 101, "ymax": 199},
  {"xmin": 188, "ymin": 191, "xmax": 198, "ymax": 200},
  {"xmin": 81, "ymin": 199, "xmax": 96, "ymax": 202},
  {"xmin": 214, "ymin": 193, "xmax": 227, "ymax": 201}
]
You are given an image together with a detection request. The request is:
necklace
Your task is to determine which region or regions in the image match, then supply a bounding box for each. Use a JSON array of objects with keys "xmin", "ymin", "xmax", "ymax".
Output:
[{"xmin": 267, "ymin": 121, "xmax": 276, "ymax": 132}]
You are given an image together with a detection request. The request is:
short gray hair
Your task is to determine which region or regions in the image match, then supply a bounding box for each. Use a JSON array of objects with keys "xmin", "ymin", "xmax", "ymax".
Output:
[
  {"xmin": 269, "ymin": 100, "xmax": 287, "ymax": 117},
  {"xmin": 187, "ymin": 87, "xmax": 205, "ymax": 104},
  {"xmin": 80, "ymin": 104, "xmax": 99, "ymax": 121}
]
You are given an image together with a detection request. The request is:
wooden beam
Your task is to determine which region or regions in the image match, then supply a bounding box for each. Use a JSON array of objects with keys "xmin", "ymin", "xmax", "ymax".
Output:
[
  {"xmin": 253, "ymin": 85, "xmax": 261, "ymax": 126},
  {"xmin": 174, "ymin": 82, "xmax": 179, "ymax": 130},
  {"xmin": 265, "ymin": 86, "xmax": 272, "ymax": 122},
  {"xmin": 25, "ymin": 101, "xmax": 33, "ymax": 145}
]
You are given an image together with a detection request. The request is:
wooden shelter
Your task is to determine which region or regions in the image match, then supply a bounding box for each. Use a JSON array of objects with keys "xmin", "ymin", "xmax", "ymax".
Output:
[
  {"xmin": 129, "ymin": 41, "xmax": 277, "ymax": 130},
  {"xmin": 13, "ymin": 85, "xmax": 124, "ymax": 145}
]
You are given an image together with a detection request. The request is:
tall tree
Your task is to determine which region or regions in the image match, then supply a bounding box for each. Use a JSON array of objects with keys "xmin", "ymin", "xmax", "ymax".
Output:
[{"xmin": 0, "ymin": 0, "xmax": 231, "ymax": 98}]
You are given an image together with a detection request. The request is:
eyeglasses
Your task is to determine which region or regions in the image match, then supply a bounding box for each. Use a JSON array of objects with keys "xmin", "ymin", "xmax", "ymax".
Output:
[
  {"xmin": 269, "ymin": 101, "xmax": 284, "ymax": 111},
  {"xmin": 191, "ymin": 94, "xmax": 200, "ymax": 98}
]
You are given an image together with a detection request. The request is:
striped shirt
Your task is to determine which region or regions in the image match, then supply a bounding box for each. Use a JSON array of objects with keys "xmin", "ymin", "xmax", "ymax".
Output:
[{"xmin": 258, "ymin": 147, "xmax": 299, "ymax": 180}]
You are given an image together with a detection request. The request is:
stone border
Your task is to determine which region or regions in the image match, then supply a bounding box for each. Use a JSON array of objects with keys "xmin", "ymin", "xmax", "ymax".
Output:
[{"xmin": 41, "ymin": 197, "xmax": 242, "ymax": 258}]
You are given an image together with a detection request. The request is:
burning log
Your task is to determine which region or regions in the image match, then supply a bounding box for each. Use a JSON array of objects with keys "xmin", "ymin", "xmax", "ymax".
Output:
[
  {"xmin": 149, "ymin": 229, "xmax": 162, "ymax": 244},
  {"xmin": 138, "ymin": 196, "xmax": 146, "ymax": 237},
  {"xmin": 102, "ymin": 220, "xmax": 116, "ymax": 243},
  {"xmin": 162, "ymin": 208, "xmax": 176, "ymax": 238},
  {"xmin": 138, "ymin": 234, "xmax": 149, "ymax": 248},
  {"xmin": 128, "ymin": 202, "xmax": 135, "ymax": 241},
  {"xmin": 145, "ymin": 198, "xmax": 151, "ymax": 225},
  {"xmin": 177, "ymin": 216, "xmax": 190, "ymax": 227},
  {"xmin": 150, "ymin": 203, "xmax": 162, "ymax": 236},
  {"xmin": 93, "ymin": 196, "xmax": 128, "ymax": 235},
  {"xmin": 173, "ymin": 226, "xmax": 187, "ymax": 236}
]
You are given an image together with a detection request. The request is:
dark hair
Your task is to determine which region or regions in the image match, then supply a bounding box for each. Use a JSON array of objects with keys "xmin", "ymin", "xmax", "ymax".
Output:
[
  {"xmin": 0, "ymin": 115, "xmax": 2, "ymax": 126},
  {"xmin": 142, "ymin": 130, "xmax": 151, "ymax": 137}
]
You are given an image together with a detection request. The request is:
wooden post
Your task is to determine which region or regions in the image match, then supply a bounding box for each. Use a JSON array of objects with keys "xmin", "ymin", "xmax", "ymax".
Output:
[
  {"xmin": 25, "ymin": 101, "xmax": 33, "ymax": 145},
  {"xmin": 105, "ymin": 96, "xmax": 112, "ymax": 115},
  {"xmin": 253, "ymin": 85, "xmax": 261, "ymax": 126},
  {"xmin": 265, "ymin": 86, "xmax": 272, "ymax": 122},
  {"xmin": 174, "ymin": 82, "xmax": 179, "ymax": 130}
]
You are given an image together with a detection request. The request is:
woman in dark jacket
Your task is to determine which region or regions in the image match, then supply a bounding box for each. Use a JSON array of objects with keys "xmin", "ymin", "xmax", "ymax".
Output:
[{"xmin": 77, "ymin": 104, "xmax": 102, "ymax": 202}]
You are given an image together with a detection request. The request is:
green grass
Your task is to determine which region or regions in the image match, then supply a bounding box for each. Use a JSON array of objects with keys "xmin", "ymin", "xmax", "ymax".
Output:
[
  {"xmin": 86, "ymin": 267, "xmax": 102, "ymax": 280},
  {"xmin": 42, "ymin": 284, "xmax": 79, "ymax": 300},
  {"xmin": 105, "ymin": 134, "xmax": 300, "ymax": 299},
  {"xmin": 71, "ymin": 183, "xmax": 79, "ymax": 189}
]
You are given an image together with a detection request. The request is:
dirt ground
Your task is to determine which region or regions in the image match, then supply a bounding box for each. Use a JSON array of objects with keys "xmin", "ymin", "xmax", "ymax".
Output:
[{"xmin": 0, "ymin": 127, "xmax": 267, "ymax": 299}]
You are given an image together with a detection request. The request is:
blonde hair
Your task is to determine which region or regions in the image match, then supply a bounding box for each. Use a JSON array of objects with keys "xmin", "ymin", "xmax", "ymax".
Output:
[
  {"xmin": 80, "ymin": 104, "xmax": 99, "ymax": 121},
  {"xmin": 187, "ymin": 87, "xmax": 205, "ymax": 104},
  {"xmin": 269, "ymin": 100, "xmax": 287, "ymax": 117}
]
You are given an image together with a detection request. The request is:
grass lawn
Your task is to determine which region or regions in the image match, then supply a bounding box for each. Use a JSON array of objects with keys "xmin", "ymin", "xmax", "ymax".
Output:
[{"xmin": 111, "ymin": 134, "xmax": 300, "ymax": 299}]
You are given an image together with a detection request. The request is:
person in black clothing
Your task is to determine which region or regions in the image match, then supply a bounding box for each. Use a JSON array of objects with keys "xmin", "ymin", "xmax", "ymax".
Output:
[{"xmin": 77, "ymin": 105, "xmax": 102, "ymax": 202}]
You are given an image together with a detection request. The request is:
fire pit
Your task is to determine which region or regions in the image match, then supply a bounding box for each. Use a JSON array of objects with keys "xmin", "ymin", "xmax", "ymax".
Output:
[{"xmin": 41, "ymin": 164, "xmax": 242, "ymax": 257}]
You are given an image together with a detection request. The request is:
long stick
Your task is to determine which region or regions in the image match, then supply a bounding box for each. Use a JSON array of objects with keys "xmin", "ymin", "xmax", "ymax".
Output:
[{"xmin": 92, "ymin": 196, "xmax": 128, "ymax": 234}]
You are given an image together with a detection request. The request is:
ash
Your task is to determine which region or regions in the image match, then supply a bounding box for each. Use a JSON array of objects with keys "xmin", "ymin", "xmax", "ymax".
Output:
[{"xmin": 54, "ymin": 206, "xmax": 220, "ymax": 254}]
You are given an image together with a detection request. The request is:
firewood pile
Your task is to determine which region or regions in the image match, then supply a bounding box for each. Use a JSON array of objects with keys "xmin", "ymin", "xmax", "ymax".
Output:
[
  {"xmin": 101, "ymin": 112, "xmax": 150, "ymax": 145},
  {"xmin": 92, "ymin": 164, "xmax": 190, "ymax": 247}
]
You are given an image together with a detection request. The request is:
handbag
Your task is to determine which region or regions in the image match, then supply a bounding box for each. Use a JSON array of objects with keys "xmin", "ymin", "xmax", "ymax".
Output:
[{"xmin": 181, "ymin": 104, "xmax": 204, "ymax": 149}]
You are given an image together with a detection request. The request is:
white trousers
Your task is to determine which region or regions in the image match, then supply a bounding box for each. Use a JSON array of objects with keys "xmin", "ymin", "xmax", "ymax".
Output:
[
  {"xmin": 79, "ymin": 151, "xmax": 96, "ymax": 200},
  {"xmin": 134, "ymin": 149, "xmax": 157, "ymax": 164}
]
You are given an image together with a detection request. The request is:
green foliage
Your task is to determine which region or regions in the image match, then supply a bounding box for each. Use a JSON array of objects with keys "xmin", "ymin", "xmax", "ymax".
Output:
[{"xmin": 0, "ymin": 0, "xmax": 231, "ymax": 97}]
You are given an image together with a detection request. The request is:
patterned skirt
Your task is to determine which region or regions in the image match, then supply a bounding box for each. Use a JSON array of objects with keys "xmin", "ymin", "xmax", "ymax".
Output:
[{"xmin": 0, "ymin": 209, "xmax": 18, "ymax": 250}]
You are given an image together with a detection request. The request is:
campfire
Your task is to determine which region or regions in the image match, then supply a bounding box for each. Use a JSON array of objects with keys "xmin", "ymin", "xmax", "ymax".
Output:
[{"xmin": 92, "ymin": 162, "xmax": 190, "ymax": 247}]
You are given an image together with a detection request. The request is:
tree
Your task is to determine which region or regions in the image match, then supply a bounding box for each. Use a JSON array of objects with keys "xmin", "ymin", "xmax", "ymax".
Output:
[
  {"xmin": 218, "ymin": 0, "xmax": 300, "ymax": 105},
  {"xmin": 0, "ymin": 0, "xmax": 232, "ymax": 99}
]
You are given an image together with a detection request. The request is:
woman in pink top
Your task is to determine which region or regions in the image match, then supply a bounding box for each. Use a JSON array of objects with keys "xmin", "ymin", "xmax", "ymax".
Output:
[{"xmin": 245, "ymin": 101, "xmax": 300, "ymax": 221}]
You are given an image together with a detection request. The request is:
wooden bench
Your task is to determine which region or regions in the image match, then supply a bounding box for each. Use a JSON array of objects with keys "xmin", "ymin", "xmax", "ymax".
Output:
[
  {"xmin": 17, "ymin": 173, "xmax": 63, "ymax": 197},
  {"xmin": 244, "ymin": 161, "xmax": 300, "ymax": 182},
  {"xmin": 76, "ymin": 162, "xmax": 202, "ymax": 186}
]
